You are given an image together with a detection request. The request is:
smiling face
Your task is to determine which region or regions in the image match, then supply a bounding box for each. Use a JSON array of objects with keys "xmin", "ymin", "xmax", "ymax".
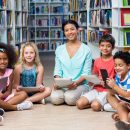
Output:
[
  {"xmin": 114, "ymin": 58, "xmax": 130, "ymax": 79},
  {"xmin": 0, "ymin": 52, "xmax": 8, "ymax": 71},
  {"xmin": 99, "ymin": 41, "xmax": 113, "ymax": 56},
  {"xmin": 64, "ymin": 23, "xmax": 78, "ymax": 41},
  {"xmin": 23, "ymin": 46, "xmax": 36, "ymax": 64}
]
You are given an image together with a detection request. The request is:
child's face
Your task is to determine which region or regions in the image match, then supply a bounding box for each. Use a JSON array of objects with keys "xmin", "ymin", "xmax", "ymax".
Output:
[
  {"xmin": 64, "ymin": 23, "xmax": 78, "ymax": 41},
  {"xmin": 0, "ymin": 52, "xmax": 8, "ymax": 70},
  {"xmin": 114, "ymin": 58, "xmax": 129, "ymax": 78},
  {"xmin": 99, "ymin": 42, "xmax": 113, "ymax": 56},
  {"xmin": 23, "ymin": 46, "xmax": 36, "ymax": 64}
]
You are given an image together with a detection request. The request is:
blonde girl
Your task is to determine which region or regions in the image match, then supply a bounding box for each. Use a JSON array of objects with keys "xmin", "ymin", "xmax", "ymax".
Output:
[{"xmin": 14, "ymin": 42, "xmax": 51, "ymax": 104}]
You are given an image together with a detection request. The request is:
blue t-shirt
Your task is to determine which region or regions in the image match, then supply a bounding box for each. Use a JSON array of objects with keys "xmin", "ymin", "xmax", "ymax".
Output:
[{"xmin": 116, "ymin": 71, "xmax": 130, "ymax": 91}]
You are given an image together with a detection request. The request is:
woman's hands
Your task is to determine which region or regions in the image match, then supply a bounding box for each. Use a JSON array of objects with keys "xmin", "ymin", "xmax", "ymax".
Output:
[{"xmin": 68, "ymin": 82, "xmax": 78, "ymax": 90}]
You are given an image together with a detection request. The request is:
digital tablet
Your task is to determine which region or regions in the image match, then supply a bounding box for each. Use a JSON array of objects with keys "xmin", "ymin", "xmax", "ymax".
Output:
[
  {"xmin": 0, "ymin": 77, "xmax": 8, "ymax": 91},
  {"xmin": 115, "ymin": 95, "xmax": 130, "ymax": 104},
  {"xmin": 19, "ymin": 86, "xmax": 41, "ymax": 92},
  {"xmin": 85, "ymin": 75, "xmax": 100, "ymax": 84},
  {"xmin": 54, "ymin": 78, "xmax": 73, "ymax": 88},
  {"xmin": 100, "ymin": 69, "xmax": 110, "ymax": 89}
]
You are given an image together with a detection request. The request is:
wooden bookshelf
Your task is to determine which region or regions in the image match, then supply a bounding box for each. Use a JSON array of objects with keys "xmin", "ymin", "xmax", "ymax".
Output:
[{"xmin": 28, "ymin": 0, "xmax": 70, "ymax": 52}]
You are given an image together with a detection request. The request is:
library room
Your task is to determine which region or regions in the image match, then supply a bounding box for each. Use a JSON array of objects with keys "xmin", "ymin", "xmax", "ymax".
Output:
[{"xmin": 0, "ymin": 0, "xmax": 130, "ymax": 130}]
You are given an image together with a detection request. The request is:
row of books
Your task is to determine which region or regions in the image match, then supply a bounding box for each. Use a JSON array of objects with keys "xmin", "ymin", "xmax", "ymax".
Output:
[
  {"xmin": 15, "ymin": 28, "xmax": 28, "ymax": 43},
  {"xmin": 89, "ymin": 9, "xmax": 112, "ymax": 27},
  {"xmin": 50, "ymin": 5, "xmax": 69, "ymax": 14},
  {"xmin": 79, "ymin": 12, "xmax": 87, "ymax": 26},
  {"xmin": 29, "ymin": 15, "xmax": 69, "ymax": 27},
  {"xmin": 0, "ymin": 11, "xmax": 5, "ymax": 27},
  {"xmin": 90, "ymin": 0, "xmax": 112, "ymax": 9},
  {"xmin": 15, "ymin": 12, "xmax": 28, "ymax": 27},
  {"xmin": 78, "ymin": 28, "xmax": 87, "ymax": 42},
  {"xmin": 0, "ymin": 0, "xmax": 6, "ymax": 9},
  {"xmin": 36, "ymin": 29, "xmax": 49, "ymax": 39},
  {"xmin": 30, "ymin": 4, "xmax": 69, "ymax": 14},
  {"xmin": 29, "ymin": 29, "xmax": 64, "ymax": 39},
  {"xmin": 35, "ymin": 5, "xmax": 49, "ymax": 14},
  {"xmin": 123, "ymin": 0, "xmax": 130, "ymax": 6},
  {"xmin": 0, "ymin": 0, "xmax": 27, "ymax": 10},
  {"xmin": 37, "ymin": 40, "xmax": 62, "ymax": 51},
  {"xmin": 50, "ymin": 29, "xmax": 63, "ymax": 38},
  {"xmin": 87, "ymin": 29, "xmax": 111, "ymax": 43},
  {"xmin": 37, "ymin": 42, "xmax": 49, "ymax": 51},
  {"xmin": 7, "ymin": 11, "xmax": 12, "ymax": 26},
  {"xmin": 70, "ymin": 0, "xmax": 87, "ymax": 12},
  {"xmin": 119, "ymin": 28, "xmax": 130, "ymax": 46},
  {"xmin": 78, "ymin": 0, "xmax": 87, "ymax": 11},
  {"xmin": 7, "ymin": 28, "xmax": 13, "ymax": 44},
  {"xmin": 49, "ymin": 41, "xmax": 62, "ymax": 50},
  {"xmin": 15, "ymin": 0, "xmax": 28, "ymax": 11}
]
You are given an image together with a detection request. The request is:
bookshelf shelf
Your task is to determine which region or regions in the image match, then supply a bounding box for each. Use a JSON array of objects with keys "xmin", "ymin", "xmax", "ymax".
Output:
[{"xmin": 28, "ymin": 0, "xmax": 70, "ymax": 52}]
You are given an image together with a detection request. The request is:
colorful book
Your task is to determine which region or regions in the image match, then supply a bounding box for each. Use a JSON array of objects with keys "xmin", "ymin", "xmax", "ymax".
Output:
[{"xmin": 121, "ymin": 9, "xmax": 130, "ymax": 26}]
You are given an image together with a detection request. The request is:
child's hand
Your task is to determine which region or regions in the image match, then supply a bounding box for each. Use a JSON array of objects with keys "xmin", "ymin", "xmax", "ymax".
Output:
[
  {"xmin": 106, "ymin": 78, "xmax": 115, "ymax": 89},
  {"xmin": 38, "ymin": 85, "xmax": 45, "ymax": 92},
  {"xmin": 98, "ymin": 77, "xmax": 105, "ymax": 87}
]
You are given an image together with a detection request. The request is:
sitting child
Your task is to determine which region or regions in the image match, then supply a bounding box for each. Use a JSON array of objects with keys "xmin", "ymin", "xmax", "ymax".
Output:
[
  {"xmin": 106, "ymin": 51, "xmax": 130, "ymax": 130},
  {"xmin": 13, "ymin": 42, "xmax": 51, "ymax": 104}
]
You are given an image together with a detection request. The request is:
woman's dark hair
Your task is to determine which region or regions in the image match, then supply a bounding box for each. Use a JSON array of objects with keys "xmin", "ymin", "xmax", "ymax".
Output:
[
  {"xmin": 114, "ymin": 51, "xmax": 130, "ymax": 65},
  {"xmin": 99, "ymin": 34, "xmax": 115, "ymax": 49},
  {"xmin": 62, "ymin": 19, "xmax": 79, "ymax": 32},
  {"xmin": 0, "ymin": 43, "xmax": 17, "ymax": 68}
]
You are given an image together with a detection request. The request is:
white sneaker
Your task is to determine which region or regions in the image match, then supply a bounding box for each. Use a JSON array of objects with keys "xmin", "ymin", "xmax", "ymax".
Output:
[
  {"xmin": 0, "ymin": 108, "xmax": 4, "ymax": 116},
  {"xmin": 103, "ymin": 103, "xmax": 116, "ymax": 112},
  {"xmin": 17, "ymin": 101, "xmax": 33, "ymax": 111},
  {"xmin": 0, "ymin": 116, "xmax": 4, "ymax": 126},
  {"xmin": 40, "ymin": 99, "xmax": 45, "ymax": 105}
]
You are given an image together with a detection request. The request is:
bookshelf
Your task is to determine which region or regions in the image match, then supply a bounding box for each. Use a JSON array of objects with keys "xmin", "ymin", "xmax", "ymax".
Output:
[
  {"xmin": 0, "ymin": 0, "xmax": 28, "ymax": 48},
  {"xmin": 28, "ymin": 0, "xmax": 70, "ymax": 52},
  {"xmin": 15, "ymin": 0, "xmax": 28, "ymax": 45},
  {"xmin": 112, "ymin": 0, "xmax": 130, "ymax": 48},
  {"xmin": 70, "ymin": 0, "xmax": 87, "ymax": 43},
  {"xmin": 87, "ymin": 0, "xmax": 112, "ymax": 58}
]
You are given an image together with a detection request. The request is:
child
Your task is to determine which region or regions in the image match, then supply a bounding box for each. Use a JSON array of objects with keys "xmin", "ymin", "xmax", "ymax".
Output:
[
  {"xmin": 0, "ymin": 108, "xmax": 4, "ymax": 125},
  {"xmin": 0, "ymin": 43, "xmax": 33, "ymax": 111},
  {"xmin": 13, "ymin": 42, "xmax": 51, "ymax": 104},
  {"xmin": 76, "ymin": 34, "xmax": 115, "ymax": 111},
  {"xmin": 106, "ymin": 51, "xmax": 130, "ymax": 130},
  {"xmin": 50, "ymin": 20, "xmax": 92, "ymax": 105}
]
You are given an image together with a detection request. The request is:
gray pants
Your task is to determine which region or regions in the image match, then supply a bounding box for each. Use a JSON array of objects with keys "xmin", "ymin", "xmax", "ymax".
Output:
[{"xmin": 50, "ymin": 85, "xmax": 89, "ymax": 105}]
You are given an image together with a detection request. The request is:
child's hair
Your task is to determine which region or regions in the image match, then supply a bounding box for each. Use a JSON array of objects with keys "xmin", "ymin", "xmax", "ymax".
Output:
[
  {"xmin": 99, "ymin": 34, "xmax": 115, "ymax": 49},
  {"xmin": 62, "ymin": 19, "xmax": 79, "ymax": 32},
  {"xmin": 18, "ymin": 42, "xmax": 41, "ymax": 66},
  {"xmin": 0, "ymin": 43, "xmax": 17, "ymax": 68},
  {"xmin": 114, "ymin": 51, "xmax": 130, "ymax": 65}
]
